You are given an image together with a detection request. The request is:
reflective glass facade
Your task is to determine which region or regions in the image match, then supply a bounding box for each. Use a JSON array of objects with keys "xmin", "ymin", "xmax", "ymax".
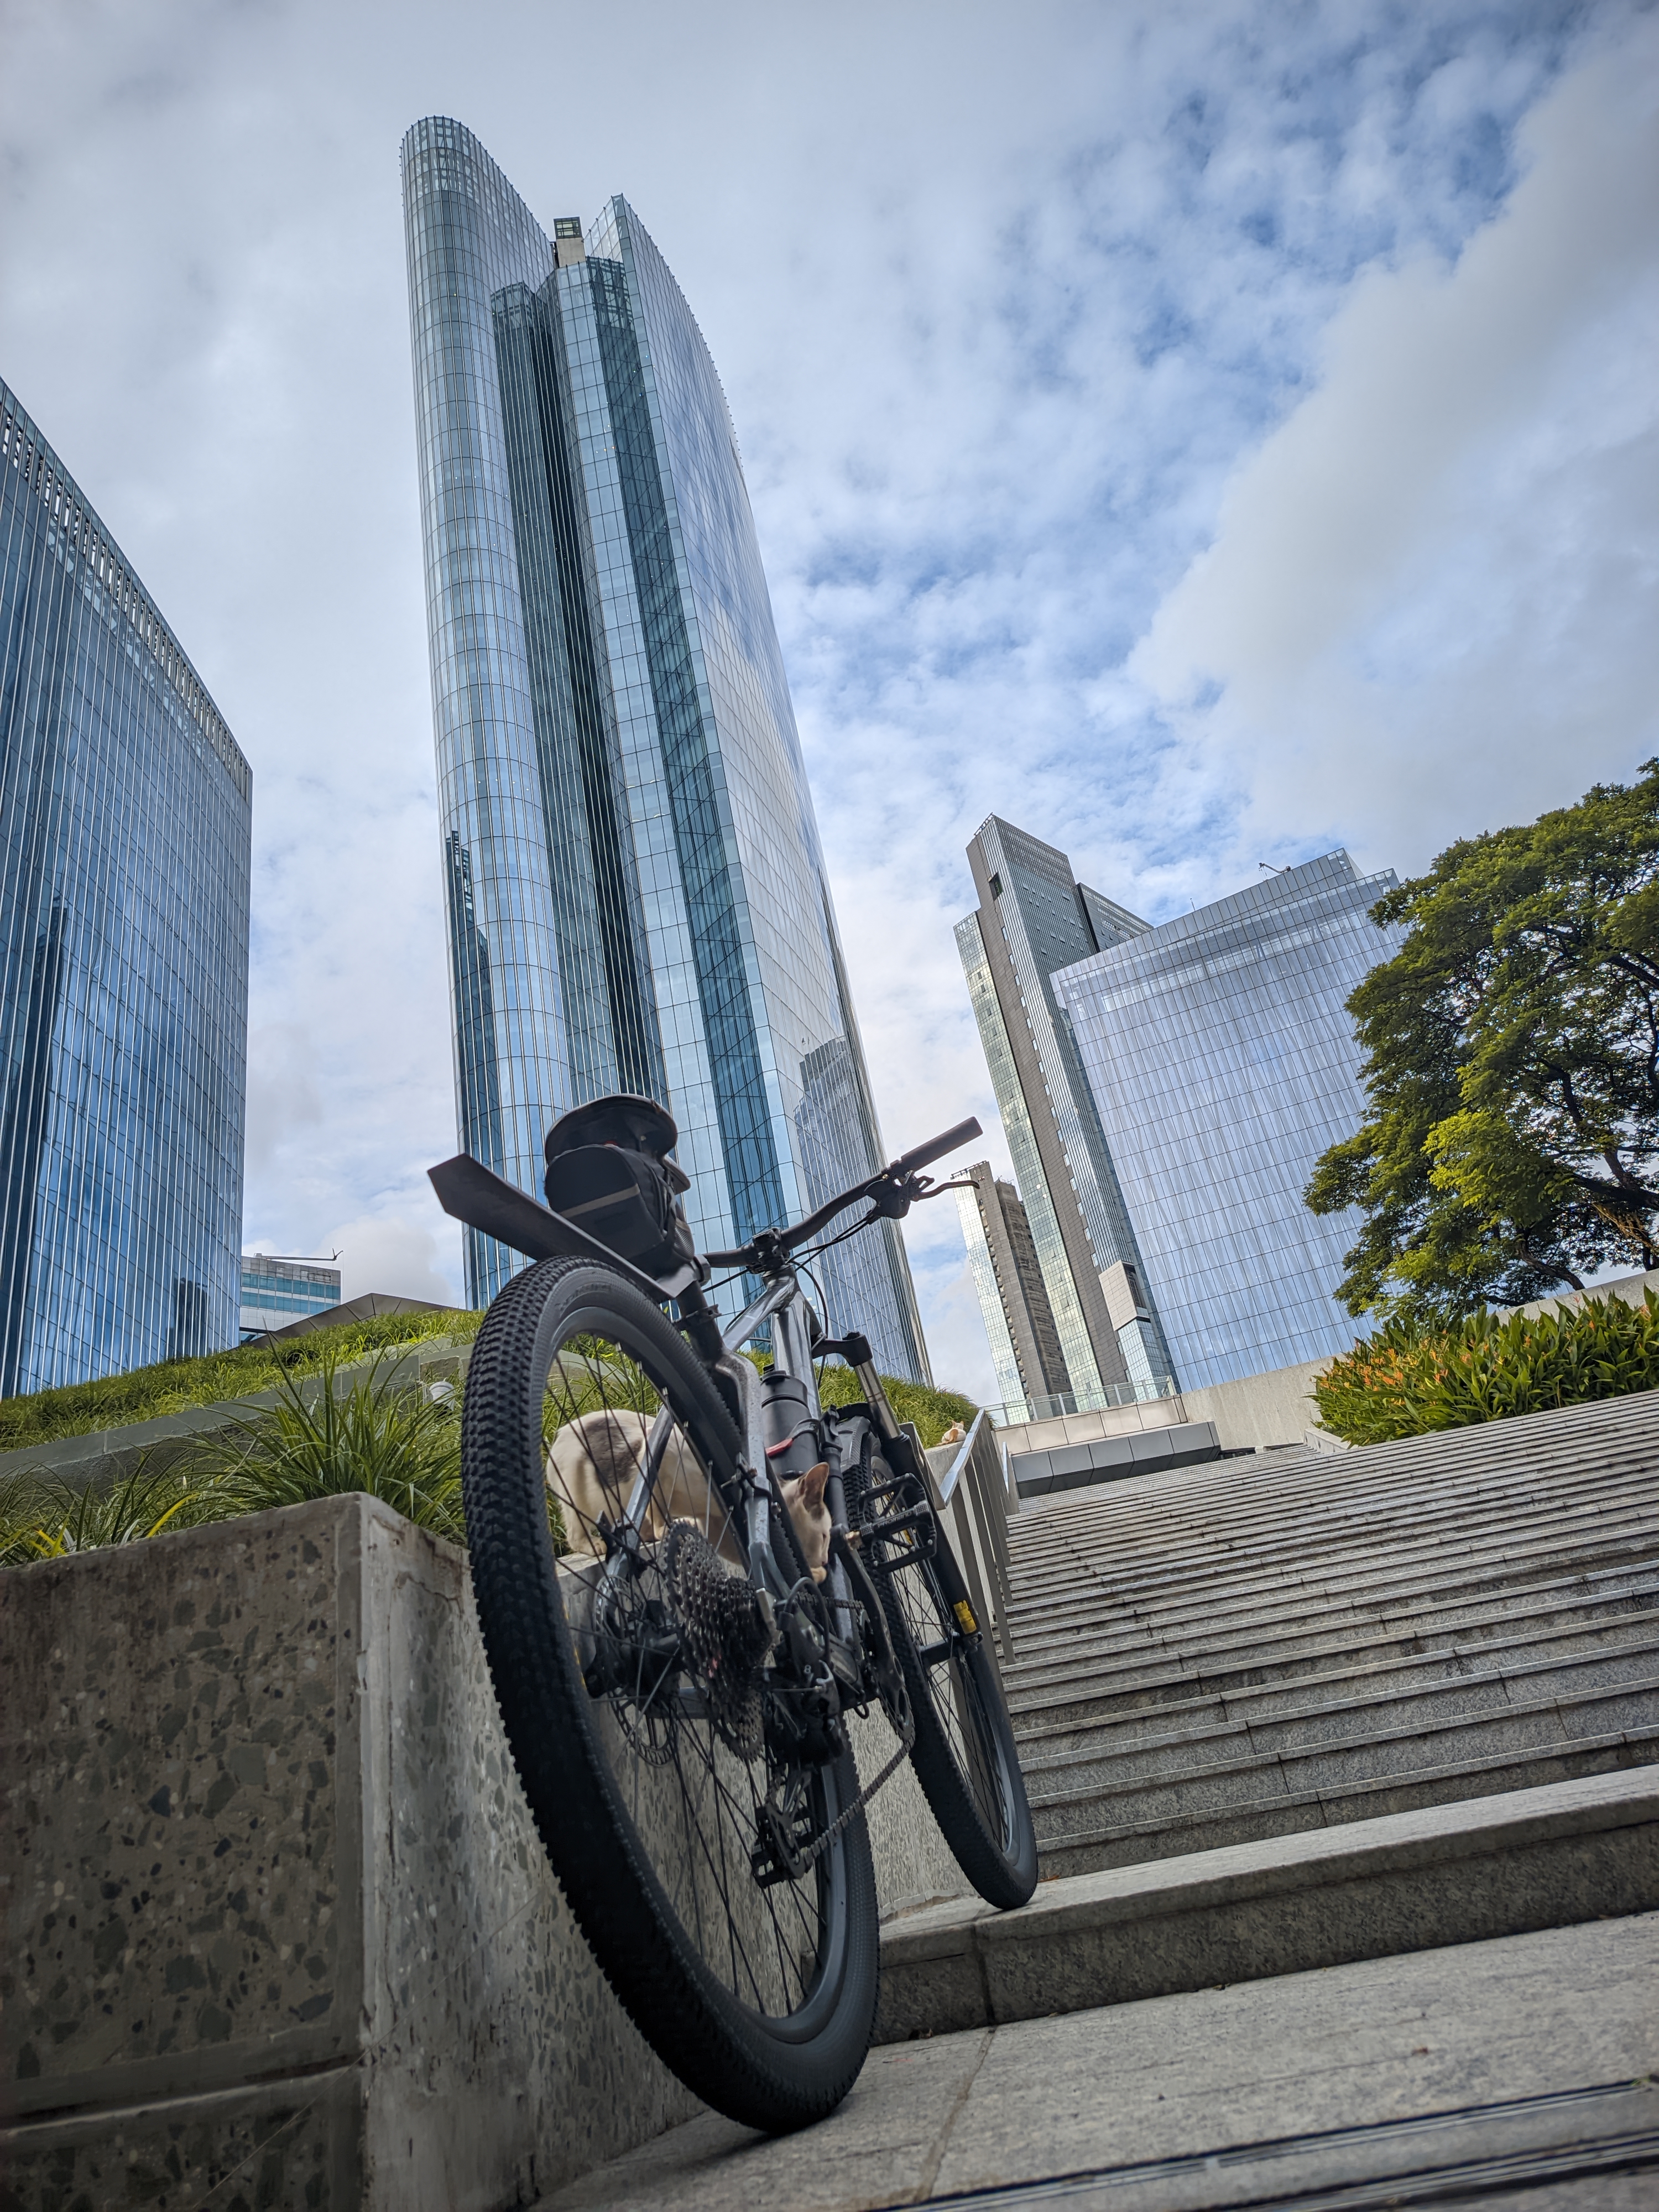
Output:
[
  {"xmin": 957, "ymin": 818, "xmax": 1175, "ymax": 1405},
  {"xmin": 401, "ymin": 120, "xmax": 926, "ymax": 1378},
  {"xmin": 240, "ymin": 1255, "xmax": 341, "ymax": 1338},
  {"xmin": 1052, "ymin": 852, "xmax": 1401, "ymax": 1389},
  {"xmin": 0, "ymin": 380, "xmax": 250, "ymax": 1394}
]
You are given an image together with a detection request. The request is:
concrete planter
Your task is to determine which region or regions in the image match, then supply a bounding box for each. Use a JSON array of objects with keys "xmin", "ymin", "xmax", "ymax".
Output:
[{"xmin": 2, "ymin": 1494, "xmax": 965, "ymax": 2209}]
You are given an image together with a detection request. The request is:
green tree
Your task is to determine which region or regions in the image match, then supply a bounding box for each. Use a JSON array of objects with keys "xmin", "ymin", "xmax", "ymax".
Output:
[{"xmin": 1307, "ymin": 759, "xmax": 1659, "ymax": 1319}]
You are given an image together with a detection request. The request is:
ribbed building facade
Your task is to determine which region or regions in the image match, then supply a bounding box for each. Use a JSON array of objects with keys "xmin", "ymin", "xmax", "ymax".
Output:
[
  {"xmin": 955, "ymin": 1161, "xmax": 1071, "ymax": 1417},
  {"xmin": 956, "ymin": 817, "xmax": 1173, "ymax": 1411},
  {"xmin": 401, "ymin": 119, "xmax": 926, "ymax": 1378},
  {"xmin": 0, "ymin": 379, "xmax": 250, "ymax": 1394}
]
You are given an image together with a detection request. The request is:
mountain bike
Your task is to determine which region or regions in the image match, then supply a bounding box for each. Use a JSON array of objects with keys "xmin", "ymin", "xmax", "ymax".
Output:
[{"xmin": 430, "ymin": 1097, "xmax": 1037, "ymax": 2134}]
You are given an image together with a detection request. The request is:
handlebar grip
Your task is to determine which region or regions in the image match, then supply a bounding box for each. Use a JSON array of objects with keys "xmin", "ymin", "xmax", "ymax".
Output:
[{"xmin": 894, "ymin": 1117, "xmax": 983, "ymax": 1177}]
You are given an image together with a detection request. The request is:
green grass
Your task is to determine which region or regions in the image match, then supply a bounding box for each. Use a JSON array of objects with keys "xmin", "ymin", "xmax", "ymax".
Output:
[
  {"xmin": 0, "ymin": 1329, "xmax": 980, "ymax": 1564},
  {"xmin": 1313, "ymin": 1287, "xmax": 1659, "ymax": 1445},
  {"xmin": 815, "ymin": 1365, "xmax": 978, "ymax": 1448},
  {"xmin": 0, "ymin": 1307, "xmax": 482, "ymax": 1455},
  {"xmin": 0, "ymin": 1459, "xmax": 211, "ymax": 1567}
]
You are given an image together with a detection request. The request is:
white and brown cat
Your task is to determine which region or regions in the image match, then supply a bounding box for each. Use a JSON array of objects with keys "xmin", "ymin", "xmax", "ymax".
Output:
[{"xmin": 547, "ymin": 1408, "xmax": 832, "ymax": 1580}]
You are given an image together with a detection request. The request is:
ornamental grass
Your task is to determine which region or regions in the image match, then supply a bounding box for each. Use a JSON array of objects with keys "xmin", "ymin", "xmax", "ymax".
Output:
[{"xmin": 1313, "ymin": 1287, "xmax": 1659, "ymax": 1446}]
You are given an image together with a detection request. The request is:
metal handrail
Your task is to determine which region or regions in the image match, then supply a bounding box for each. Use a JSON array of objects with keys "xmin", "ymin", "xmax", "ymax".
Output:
[
  {"xmin": 926, "ymin": 1408, "xmax": 1016, "ymax": 1670},
  {"xmin": 986, "ymin": 1377, "xmax": 1178, "ymax": 1426}
]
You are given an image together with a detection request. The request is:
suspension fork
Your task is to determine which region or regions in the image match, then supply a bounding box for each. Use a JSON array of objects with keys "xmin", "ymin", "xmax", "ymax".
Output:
[{"xmin": 763, "ymin": 1293, "xmax": 869, "ymax": 1650}]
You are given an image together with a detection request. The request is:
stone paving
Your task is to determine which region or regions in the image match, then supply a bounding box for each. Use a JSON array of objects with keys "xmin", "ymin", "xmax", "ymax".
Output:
[{"xmin": 534, "ymin": 1914, "xmax": 1659, "ymax": 2211}]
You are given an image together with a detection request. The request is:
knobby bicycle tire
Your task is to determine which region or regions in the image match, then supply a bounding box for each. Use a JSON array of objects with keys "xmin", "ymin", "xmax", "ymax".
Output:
[
  {"xmin": 461, "ymin": 1256, "xmax": 880, "ymax": 2132},
  {"xmin": 859, "ymin": 1441, "xmax": 1038, "ymax": 1910}
]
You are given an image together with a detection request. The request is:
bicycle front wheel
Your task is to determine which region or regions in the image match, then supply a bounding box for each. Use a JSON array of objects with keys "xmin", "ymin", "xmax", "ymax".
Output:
[
  {"xmin": 461, "ymin": 1256, "xmax": 879, "ymax": 2132},
  {"xmin": 858, "ymin": 1442, "xmax": 1038, "ymax": 1909}
]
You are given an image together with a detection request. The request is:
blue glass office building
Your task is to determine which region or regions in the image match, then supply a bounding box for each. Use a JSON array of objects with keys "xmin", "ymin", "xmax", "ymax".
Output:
[
  {"xmin": 240, "ymin": 1255, "xmax": 341, "ymax": 1339},
  {"xmin": 401, "ymin": 119, "xmax": 927, "ymax": 1379},
  {"xmin": 1052, "ymin": 853, "xmax": 1401, "ymax": 1389},
  {"xmin": 0, "ymin": 380, "xmax": 251, "ymax": 1395}
]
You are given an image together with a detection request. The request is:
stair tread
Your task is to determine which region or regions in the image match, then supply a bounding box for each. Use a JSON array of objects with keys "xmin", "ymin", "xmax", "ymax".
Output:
[
  {"xmin": 1006, "ymin": 1509, "xmax": 1659, "ymax": 1623},
  {"xmin": 1031, "ymin": 1734, "xmax": 1659, "ymax": 1871},
  {"xmin": 1001, "ymin": 1553, "xmax": 1659, "ymax": 1680},
  {"xmin": 1024, "ymin": 1674, "xmax": 1659, "ymax": 1813},
  {"xmin": 883, "ymin": 1767, "xmax": 1659, "ymax": 1949},
  {"xmin": 1012, "ymin": 1620, "xmax": 1659, "ymax": 1750}
]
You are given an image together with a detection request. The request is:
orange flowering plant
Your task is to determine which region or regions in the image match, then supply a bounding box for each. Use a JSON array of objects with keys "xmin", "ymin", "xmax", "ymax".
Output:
[{"xmin": 1313, "ymin": 1287, "xmax": 1659, "ymax": 1445}]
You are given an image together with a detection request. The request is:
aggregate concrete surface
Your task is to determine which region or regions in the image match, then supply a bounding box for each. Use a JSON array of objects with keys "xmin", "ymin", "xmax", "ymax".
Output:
[
  {"xmin": 533, "ymin": 1914, "xmax": 1659, "ymax": 2212},
  {"xmin": 1, "ymin": 1491, "xmax": 969, "ymax": 2212}
]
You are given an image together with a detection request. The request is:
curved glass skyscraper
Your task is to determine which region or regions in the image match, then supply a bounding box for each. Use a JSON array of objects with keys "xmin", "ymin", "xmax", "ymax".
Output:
[
  {"xmin": 401, "ymin": 118, "xmax": 927, "ymax": 1380},
  {"xmin": 0, "ymin": 379, "xmax": 251, "ymax": 1394}
]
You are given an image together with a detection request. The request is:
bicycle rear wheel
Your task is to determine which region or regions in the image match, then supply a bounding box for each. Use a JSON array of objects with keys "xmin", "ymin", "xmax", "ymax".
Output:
[
  {"xmin": 856, "ymin": 1441, "xmax": 1038, "ymax": 1909},
  {"xmin": 461, "ymin": 1256, "xmax": 879, "ymax": 2132}
]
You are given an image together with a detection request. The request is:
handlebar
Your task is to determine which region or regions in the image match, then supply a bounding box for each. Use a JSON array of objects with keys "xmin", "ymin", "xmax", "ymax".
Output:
[
  {"xmin": 893, "ymin": 1118, "xmax": 984, "ymax": 1178},
  {"xmin": 705, "ymin": 1115, "xmax": 983, "ymax": 1269}
]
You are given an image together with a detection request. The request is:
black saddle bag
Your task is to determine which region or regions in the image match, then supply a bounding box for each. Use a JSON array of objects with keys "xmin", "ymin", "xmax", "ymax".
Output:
[{"xmin": 544, "ymin": 1095, "xmax": 698, "ymax": 1281}]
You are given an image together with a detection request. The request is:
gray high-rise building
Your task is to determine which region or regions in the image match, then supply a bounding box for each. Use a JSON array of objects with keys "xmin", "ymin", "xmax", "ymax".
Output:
[
  {"xmin": 240, "ymin": 1255, "xmax": 341, "ymax": 1340},
  {"xmin": 956, "ymin": 817, "xmax": 1173, "ymax": 1410},
  {"xmin": 1052, "ymin": 852, "xmax": 1401, "ymax": 1389},
  {"xmin": 955, "ymin": 1162, "xmax": 1070, "ymax": 1416},
  {"xmin": 401, "ymin": 119, "xmax": 927, "ymax": 1379},
  {"xmin": 0, "ymin": 379, "xmax": 251, "ymax": 1393}
]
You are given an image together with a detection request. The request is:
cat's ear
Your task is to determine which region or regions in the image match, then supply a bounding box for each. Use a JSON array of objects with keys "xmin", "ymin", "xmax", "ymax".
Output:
[{"xmin": 799, "ymin": 1461, "xmax": 830, "ymax": 1508}]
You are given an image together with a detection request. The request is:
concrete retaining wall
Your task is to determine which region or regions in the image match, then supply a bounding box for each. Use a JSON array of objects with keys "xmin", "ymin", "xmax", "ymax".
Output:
[
  {"xmin": 1181, "ymin": 1356, "xmax": 1336, "ymax": 1454},
  {"xmin": 994, "ymin": 1363, "xmax": 1334, "ymax": 1468},
  {"xmin": 1, "ymin": 1493, "xmax": 967, "ymax": 2210}
]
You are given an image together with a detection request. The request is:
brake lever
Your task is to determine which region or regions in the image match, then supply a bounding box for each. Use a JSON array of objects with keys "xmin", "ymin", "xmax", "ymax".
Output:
[{"xmin": 870, "ymin": 1170, "xmax": 978, "ymax": 1220}]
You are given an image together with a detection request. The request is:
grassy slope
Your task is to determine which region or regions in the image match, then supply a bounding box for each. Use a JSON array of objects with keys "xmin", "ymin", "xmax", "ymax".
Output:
[
  {"xmin": 0, "ymin": 1310, "xmax": 978, "ymax": 1454},
  {"xmin": 0, "ymin": 1308, "xmax": 483, "ymax": 1453},
  {"xmin": 815, "ymin": 1364, "xmax": 978, "ymax": 1448}
]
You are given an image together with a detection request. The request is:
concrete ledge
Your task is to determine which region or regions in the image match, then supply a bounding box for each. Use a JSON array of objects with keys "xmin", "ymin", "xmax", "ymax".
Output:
[
  {"xmin": 1014, "ymin": 1422, "xmax": 1220, "ymax": 1501},
  {"xmin": 874, "ymin": 1767, "xmax": 1659, "ymax": 2041},
  {"xmin": 1, "ymin": 1493, "xmax": 965, "ymax": 2209}
]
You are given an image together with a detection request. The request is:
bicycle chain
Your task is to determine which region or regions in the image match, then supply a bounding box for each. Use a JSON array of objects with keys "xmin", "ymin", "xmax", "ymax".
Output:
[
  {"xmin": 759, "ymin": 1546, "xmax": 917, "ymax": 1879},
  {"xmin": 780, "ymin": 1731, "xmax": 912, "ymax": 1876},
  {"xmin": 662, "ymin": 1501, "xmax": 916, "ymax": 1881}
]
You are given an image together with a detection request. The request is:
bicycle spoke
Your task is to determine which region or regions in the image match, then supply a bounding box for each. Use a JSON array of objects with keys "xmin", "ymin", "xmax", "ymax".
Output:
[{"xmin": 541, "ymin": 1317, "xmax": 837, "ymax": 2023}]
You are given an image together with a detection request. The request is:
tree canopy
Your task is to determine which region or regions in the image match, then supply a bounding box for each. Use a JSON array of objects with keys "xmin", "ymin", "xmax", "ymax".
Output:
[{"xmin": 1306, "ymin": 759, "xmax": 1659, "ymax": 1321}]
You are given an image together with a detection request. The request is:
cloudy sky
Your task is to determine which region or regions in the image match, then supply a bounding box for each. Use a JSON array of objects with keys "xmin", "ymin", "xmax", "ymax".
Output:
[{"xmin": 3, "ymin": 0, "xmax": 1655, "ymax": 1397}]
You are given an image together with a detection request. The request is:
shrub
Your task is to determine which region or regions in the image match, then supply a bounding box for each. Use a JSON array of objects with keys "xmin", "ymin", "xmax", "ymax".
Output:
[
  {"xmin": 0, "ymin": 1460, "xmax": 212, "ymax": 1566},
  {"xmin": 165, "ymin": 1347, "xmax": 471, "ymax": 1545},
  {"xmin": 1313, "ymin": 1288, "xmax": 1659, "ymax": 1445},
  {"xmin": 0, "ymin": 1336, "xmax": 978, "ymax": 1564}
]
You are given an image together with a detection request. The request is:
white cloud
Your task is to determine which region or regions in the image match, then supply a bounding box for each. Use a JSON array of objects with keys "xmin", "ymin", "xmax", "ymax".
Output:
[
  {"xmin": 4, "ymin": 0, "xmax": 1647, "ymax": 1395},
  {"xmin": 1134, "ymin": 21, "xmax": 1659, "ymax": 869},
  {"xmin": 325, "ymin": 1215, "xmax": 460, "ymax": 1307},
  {"xmin": 243, "ymin": 1022, "xmax": 321, "ymax": 1178}
]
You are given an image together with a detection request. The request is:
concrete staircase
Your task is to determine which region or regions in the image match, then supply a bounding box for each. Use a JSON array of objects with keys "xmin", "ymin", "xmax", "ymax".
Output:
[
  {"xmin": 1007, "ymin": 1402, "xmax": 1659, "ymax": 1877},
  {"xmin": 877, "ymin": 1390, "xmax": 1659, "ymax": 2039},
  {"xmin": 528, "ymin": 1394, "xmax": 1659, "ymax": 2210}
]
